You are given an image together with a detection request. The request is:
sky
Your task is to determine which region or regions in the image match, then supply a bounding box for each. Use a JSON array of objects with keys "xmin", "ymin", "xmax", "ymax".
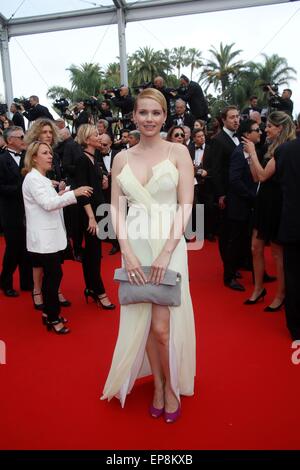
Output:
[{"xmin": 0, "ymin": 0, "xmax": 300, "ymax": 117}]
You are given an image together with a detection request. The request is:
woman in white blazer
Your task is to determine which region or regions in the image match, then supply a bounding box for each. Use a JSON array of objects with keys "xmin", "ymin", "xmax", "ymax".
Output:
[{"xmin": 22, "ymin": 141, "xmax": 93, "ymax": 334}]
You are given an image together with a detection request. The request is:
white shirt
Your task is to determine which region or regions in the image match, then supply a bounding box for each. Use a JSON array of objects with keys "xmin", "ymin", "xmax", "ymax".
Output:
[
  {"xmin": 223, "ymin": 127, "xmax": 239, "ymax": 146},
  {"xmin": 194, "ymin": 144, "xmax": 205, "ymax": 166},
  {"xmin": 8, "ymin": 148, "xmax": 21, "ymax": 167},
  {"xmin": 103, "ymin": 152, "xmax": 112, "ymax": 173}
]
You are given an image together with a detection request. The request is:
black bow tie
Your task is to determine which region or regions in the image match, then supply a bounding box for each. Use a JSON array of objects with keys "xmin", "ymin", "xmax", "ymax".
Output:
[
  {"xmin": 195, "ymin": 145, "xmax": 203, "ymax": 150},
  {"xmin": 10, "ymin": 151, "xmax": 22, "ymax": 157},
  {"xmin": 232, "ymin": 133, "xmax": 238, "ymax": 138},
  {"xmin": 102, "ymin": 153, "xmax": 110, "ymax": 157}
]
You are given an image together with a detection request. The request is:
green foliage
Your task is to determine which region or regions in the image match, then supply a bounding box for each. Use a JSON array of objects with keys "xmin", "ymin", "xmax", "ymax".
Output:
[{"xmin": 47, "ymin": 46, "xmax": 297, "ymax": 118}]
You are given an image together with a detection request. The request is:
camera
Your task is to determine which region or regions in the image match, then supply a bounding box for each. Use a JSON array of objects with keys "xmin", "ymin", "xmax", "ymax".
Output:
[
  {"xmin": 83, "ymin": 98, "xmax": 98, "ymax": 108},
  {"xmin": 53, "ymin": 97, "xmax": 69, "ymax": 114},
  {"xmin": 13, "ymin": 97, "xmax": 31, "ymax": 111},
  {"xmin": 0, "ymin": 103, "xmax": 8, "ymax": 115},
  {"xmin": 261, "ymin": 83, "xmax": 279, "ymax": 93},
  {"xmin": 132, "ymin": 81, "xmax": 153, "ymax": 93}
]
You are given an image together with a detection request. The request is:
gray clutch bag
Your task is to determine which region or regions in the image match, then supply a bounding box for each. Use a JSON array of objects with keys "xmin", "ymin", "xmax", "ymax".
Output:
[{"xmin": 114, "ymin": 266, "xmax": 181, "ymax": 306}]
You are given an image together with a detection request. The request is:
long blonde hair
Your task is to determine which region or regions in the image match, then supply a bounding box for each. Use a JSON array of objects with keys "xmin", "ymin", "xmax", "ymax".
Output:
[
  {"xmin": 24, "ymin": 118, "xmax": 61, "ymax": 148},
  {"xmin": 267, "ymin": 111, "xmax": 296, "ymax": 158},
  {"xmin": 22, "ymin": 141, "xmax": 53, "ymax": 176}
]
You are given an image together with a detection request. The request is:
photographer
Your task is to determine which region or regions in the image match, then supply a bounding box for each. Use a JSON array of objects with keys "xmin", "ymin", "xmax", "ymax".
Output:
[
  {"xmin": 66, "ymin": 101, "xmax": 90, "ymax": 135},
  {"xmin": 104, "ymin": 86, "xmax": 134, "ymax": 117},
  {"xmin": 22, "ymin": 95, "xmax": 53, "ymax": 122},
  {"xmin": 267, "ymin": 86, "xmax": 293, "ymax": 117},
  {"xmin": 177, "ymin": 75, "xmax": 208, "ymax": 121}
]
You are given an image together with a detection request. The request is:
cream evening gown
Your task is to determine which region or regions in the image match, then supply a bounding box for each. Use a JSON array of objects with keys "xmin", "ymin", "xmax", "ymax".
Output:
[{"xmin": 101, "ymin": 146, "xmax": 196, "ymax": 407}]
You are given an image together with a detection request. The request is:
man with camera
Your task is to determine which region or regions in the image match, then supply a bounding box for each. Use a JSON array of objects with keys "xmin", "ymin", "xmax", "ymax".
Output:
[
  {"xmin": 66, "ymin": 100, "xmax": 90, "ymax": 136},
  {"xmin": 104, "ymin": 86, "xmax": 134, "ymax": 118},
  {"xmin": 21, "ymin": 95, "xmax": 53, "ymax": 121},
  {"xmin": 177, "ymin": 74, "xmax": 208, "ymax": 121},
  {"xmin": 267, "ymin": 86, "xmax": 293, "ymax": 117}
]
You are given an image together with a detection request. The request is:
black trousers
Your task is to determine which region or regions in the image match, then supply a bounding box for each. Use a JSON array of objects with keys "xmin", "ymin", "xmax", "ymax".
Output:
[
  {"xmin": 223, "ymin": 219, "xmax": 250, "ymax": 283},
  {"xmin": 63, "ymin": 205, "xmax": 84, "ymax": 256},
  {"xmin": 283, "ymin": 243, "xmax": 300, "ymax": 340},
  {"xmin": 82, "ymin": 229, "xmax": 105, "ymax": 296},
  {"xmin": 0, "ymin": 225, "xmax": 32, "ymax": 291},
  {"xmin": 30, "ymin": 252, "xmax": 62, "ymax": 322}
]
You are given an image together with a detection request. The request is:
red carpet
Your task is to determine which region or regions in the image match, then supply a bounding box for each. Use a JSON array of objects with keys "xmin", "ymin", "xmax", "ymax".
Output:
[{"xmin": 0, "ymin": 236, "xmax": 299, "ymax": 450}]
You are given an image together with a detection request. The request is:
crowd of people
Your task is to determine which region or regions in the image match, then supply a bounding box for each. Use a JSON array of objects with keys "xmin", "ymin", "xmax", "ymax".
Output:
[{"xmin": 0, "ymin": 77, "xmax": 300, "ymax": 423}]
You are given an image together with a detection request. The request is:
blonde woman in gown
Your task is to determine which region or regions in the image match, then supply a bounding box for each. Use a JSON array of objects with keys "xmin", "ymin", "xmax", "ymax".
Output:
[{"xmin": 101, "ymin": 88, "xmax": 196, "ymax": 423}]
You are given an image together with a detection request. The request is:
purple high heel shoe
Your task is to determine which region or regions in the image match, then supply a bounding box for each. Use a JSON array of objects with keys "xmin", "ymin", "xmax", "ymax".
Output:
[
  {"xmin": 164, "ymin": 405, "xmax": 181, "ymax": 424},
  {"xmin": 149, "ymin": 405, "xmax": 164, "ymax": 419}
]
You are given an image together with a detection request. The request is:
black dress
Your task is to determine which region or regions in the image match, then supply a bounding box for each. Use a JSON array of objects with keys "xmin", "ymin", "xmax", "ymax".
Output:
[
  {"xmin": 75, "ymin": 153, "xmax": 106, "ymax": 295},
  {"xmin": 253, "ymin": 156, "xmax": 282, "ymax": 244}
]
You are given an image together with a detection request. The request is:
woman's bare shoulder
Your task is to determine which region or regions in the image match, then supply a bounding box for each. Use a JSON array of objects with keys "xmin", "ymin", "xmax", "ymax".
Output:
[{"xmin": 112, "ymin": 150, "xmax": 128, "ymax": 173}]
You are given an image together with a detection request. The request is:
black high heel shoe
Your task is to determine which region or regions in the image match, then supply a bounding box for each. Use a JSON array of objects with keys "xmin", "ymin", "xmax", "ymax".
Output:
[
  {"xmin": 32, "ymin": 291, "xmax": 44, "ymax": 311},
  {"xmin": 244, "ymin": 288, "xmax": 267, "ymax": 305},
  {"xmin": 42, "ymin": 313, "xmax": 68, "ymax": 325},
  {"xmin": 264, "ymin": 299, "xmax": 285, "ymax": 312},
  {"xmin": 46, "ymin": 319, "xmax": 70, "ymax": 334},
  {"xmin": 58, "ymin": 291, "xmax": 71, "ymax": 307},
  {"xmin": 84, "ymin": 289, "xmax": 115, "ymax": 310}
]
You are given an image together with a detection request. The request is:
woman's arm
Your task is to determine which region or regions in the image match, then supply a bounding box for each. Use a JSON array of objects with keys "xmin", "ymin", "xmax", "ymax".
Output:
[
  {"xmin": 149, "ymin": 144, "xmax": 194, "ymax": 284},
  {"xmin": 242, "ymin": 137, "xmax": 275, "ymax": 182}
]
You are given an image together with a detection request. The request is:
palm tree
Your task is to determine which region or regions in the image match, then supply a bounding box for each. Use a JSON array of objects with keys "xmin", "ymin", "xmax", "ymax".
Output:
[
  {"xmin": 128, "ymin": 47, "xmax": 172, "ymax": 86},
  {"xmin": 103, "ymin": 62, "xmax": 121, "ymax": 89},
  {"xmin": 66, "ymin": 62, "xmax": 103, "ymax": 99},
  {"xmin": 186, "ymin": 48, "xmax": 202, "ymax": 80},
  {"xmin": 249, "ymin": 53, "xmax": 296, "ymax": 95},
  {"xmin": 47, "ymin": 86, "xmax": 74, "ymax": 101},
  {"xmin": 170, "ymin": 46, "xmax": 189, "ymax": 78},
  {"xmin": 201, "ymin": 42, "xmax": 245, "ymax": 97}
]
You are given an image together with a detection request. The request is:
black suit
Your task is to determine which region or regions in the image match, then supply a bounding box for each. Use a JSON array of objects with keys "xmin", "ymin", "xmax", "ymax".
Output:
[
  {"xmin": 23, "ymin": 104, "xmax": 53, "ymax": 121},
  {"xmin": 12, "ymin": 111, "xmax": 25, "ymax": 131},
  {"xmin": 0, "ymin": 150, "xmax": 32, "ymax": 291},
  {"xmin": 62, "ymin": 138, "xmax": 85, "ymax": 257},
  {"xmin": 210, "ymin": 130, "xmax": 239, "ymax": 281},
  {"xmin": 275, "ymin": 139, "xmax": 300, "ymax": 339},
  {"xmin": 224, "ymin": 144, "xmax": 258, "ymax": 282},
  {"xmin": 166, "ymin": 112, "xmax": 195, "ymax": 131},
  {"xmin": 75, "ymin": 154, "xmax": 106, "ymax": 295},
  {"xmin": 189, "ymin": 143, "xmax": 215, "ymax": 238},
  {"xmin": 177, "ymin": 81, "xmax": 208, "ymax": 120},
  {"xmin": 97, "ymin": 150, "xmax": 119, "ymax": 250}
]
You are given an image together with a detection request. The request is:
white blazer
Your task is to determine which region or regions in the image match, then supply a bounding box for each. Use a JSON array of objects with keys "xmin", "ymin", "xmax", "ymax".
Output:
[{"xmin": 22, "ymin": 168, "xmax": 77, "ymax": 254}]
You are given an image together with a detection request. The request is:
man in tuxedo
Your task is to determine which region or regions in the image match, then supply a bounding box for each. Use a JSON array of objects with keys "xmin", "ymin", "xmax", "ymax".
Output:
[
  {"xmin": 166, "ymin": 99, "xmax": 195, "ymax": 131},
  {"xmin": 10, "ymin": 103, "xmax": 25, "ymax": 131},
  {"xmin": 275, "ymin": 138, "xmax": 300, "ymax": 340},
  {"xmin": 210, "ymin": 106, "xmax": 242, "ymax": 290},
  {"xmin": 71, "ymin": 101, "xmax": 90, "ymax": 135},
  {"xmin": 242, "ymin": 96, "xmax": 262, "ymax": 118},
  {"xmin": 177, "ymin": 75, "xmax": 208, "ymax": 121},
  {"xmin": 0, "ymin": 126, "xmax": 32, "ymax": 296},
  {"xmin": 190, "ymin": 128, "xmax": 215, "ymax": 240},
  {"xmin": 98, "ymin": 133, "xmax": 120, "ymax": 255},
  {"xmin": 22, "ymin": 95, "xmax": 53, "ymax": 121},
  {"xmin": 225, "ymin": 119, "xmax": 260, "ymax": 289}
]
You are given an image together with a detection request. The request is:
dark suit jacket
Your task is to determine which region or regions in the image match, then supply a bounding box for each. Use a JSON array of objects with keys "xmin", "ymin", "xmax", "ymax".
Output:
[
  {"xmin": 62, "ymin": 138, "xmax": 84, "ymax": 188},
  {"xmin": 166, "ymin": 112, "xmax": 195, "ymax": 131},
  {"xmin": 23, "ymin": 104, "xmax": 53, "ymax": 121},
  {"xmin": 0, "ymin": 150, "xmax": 25, "ymax": 228},
  {"xmin": 75, "ymin": 154, "xmax": 105, "ymax": 216},
  {"xmin": 210, "ymin": 129, "xmax": 238, "ymax": 198},
  {"xmin": 177, "ymin": 81, "xmax": 208, "ymax": 120},
  {"xmin": 275, "ymin": 139, "xmax": 300, "ymax": 243},
  {"xmin": 189, "ymin": 143, "xmax": 212, "ymax": 183},
  {"xmin": 227, "ymin": 144, "xmax": 257, "ymax": 221},
  {"xmin": 97, "ymin": 150, "xmax": 118, "ymax": 203},
  {"xmin": 12, "ymin": 111, "xmax": 25, "ymax": 131},
  {"xmin": 74, "ymin": 110, "xmax": 90, "ymax": 133}
]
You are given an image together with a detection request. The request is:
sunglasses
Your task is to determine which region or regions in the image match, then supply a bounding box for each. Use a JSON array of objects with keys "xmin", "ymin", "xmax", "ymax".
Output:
[
  {"xmin": 11, "ymin": 135, "xmax": 25, "ymax": 139},
  {"xmin": 250, "ymin": 128, "xmax": 261, "ymax": 133},
  {"xmin": 174, "ymin": 132, "xmax": 185, "ymax": 138}
]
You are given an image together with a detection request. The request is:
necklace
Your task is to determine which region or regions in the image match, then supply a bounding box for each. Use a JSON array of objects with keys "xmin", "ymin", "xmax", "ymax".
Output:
[{"xmin": 84, "ymin": 150, "xmax": 95, "ymax": 158}]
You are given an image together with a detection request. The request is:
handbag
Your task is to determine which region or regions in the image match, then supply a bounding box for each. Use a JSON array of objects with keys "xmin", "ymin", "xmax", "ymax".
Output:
[{"xmin": 114, "ymin": 266, "xmax": 181, "ymax": 306}]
